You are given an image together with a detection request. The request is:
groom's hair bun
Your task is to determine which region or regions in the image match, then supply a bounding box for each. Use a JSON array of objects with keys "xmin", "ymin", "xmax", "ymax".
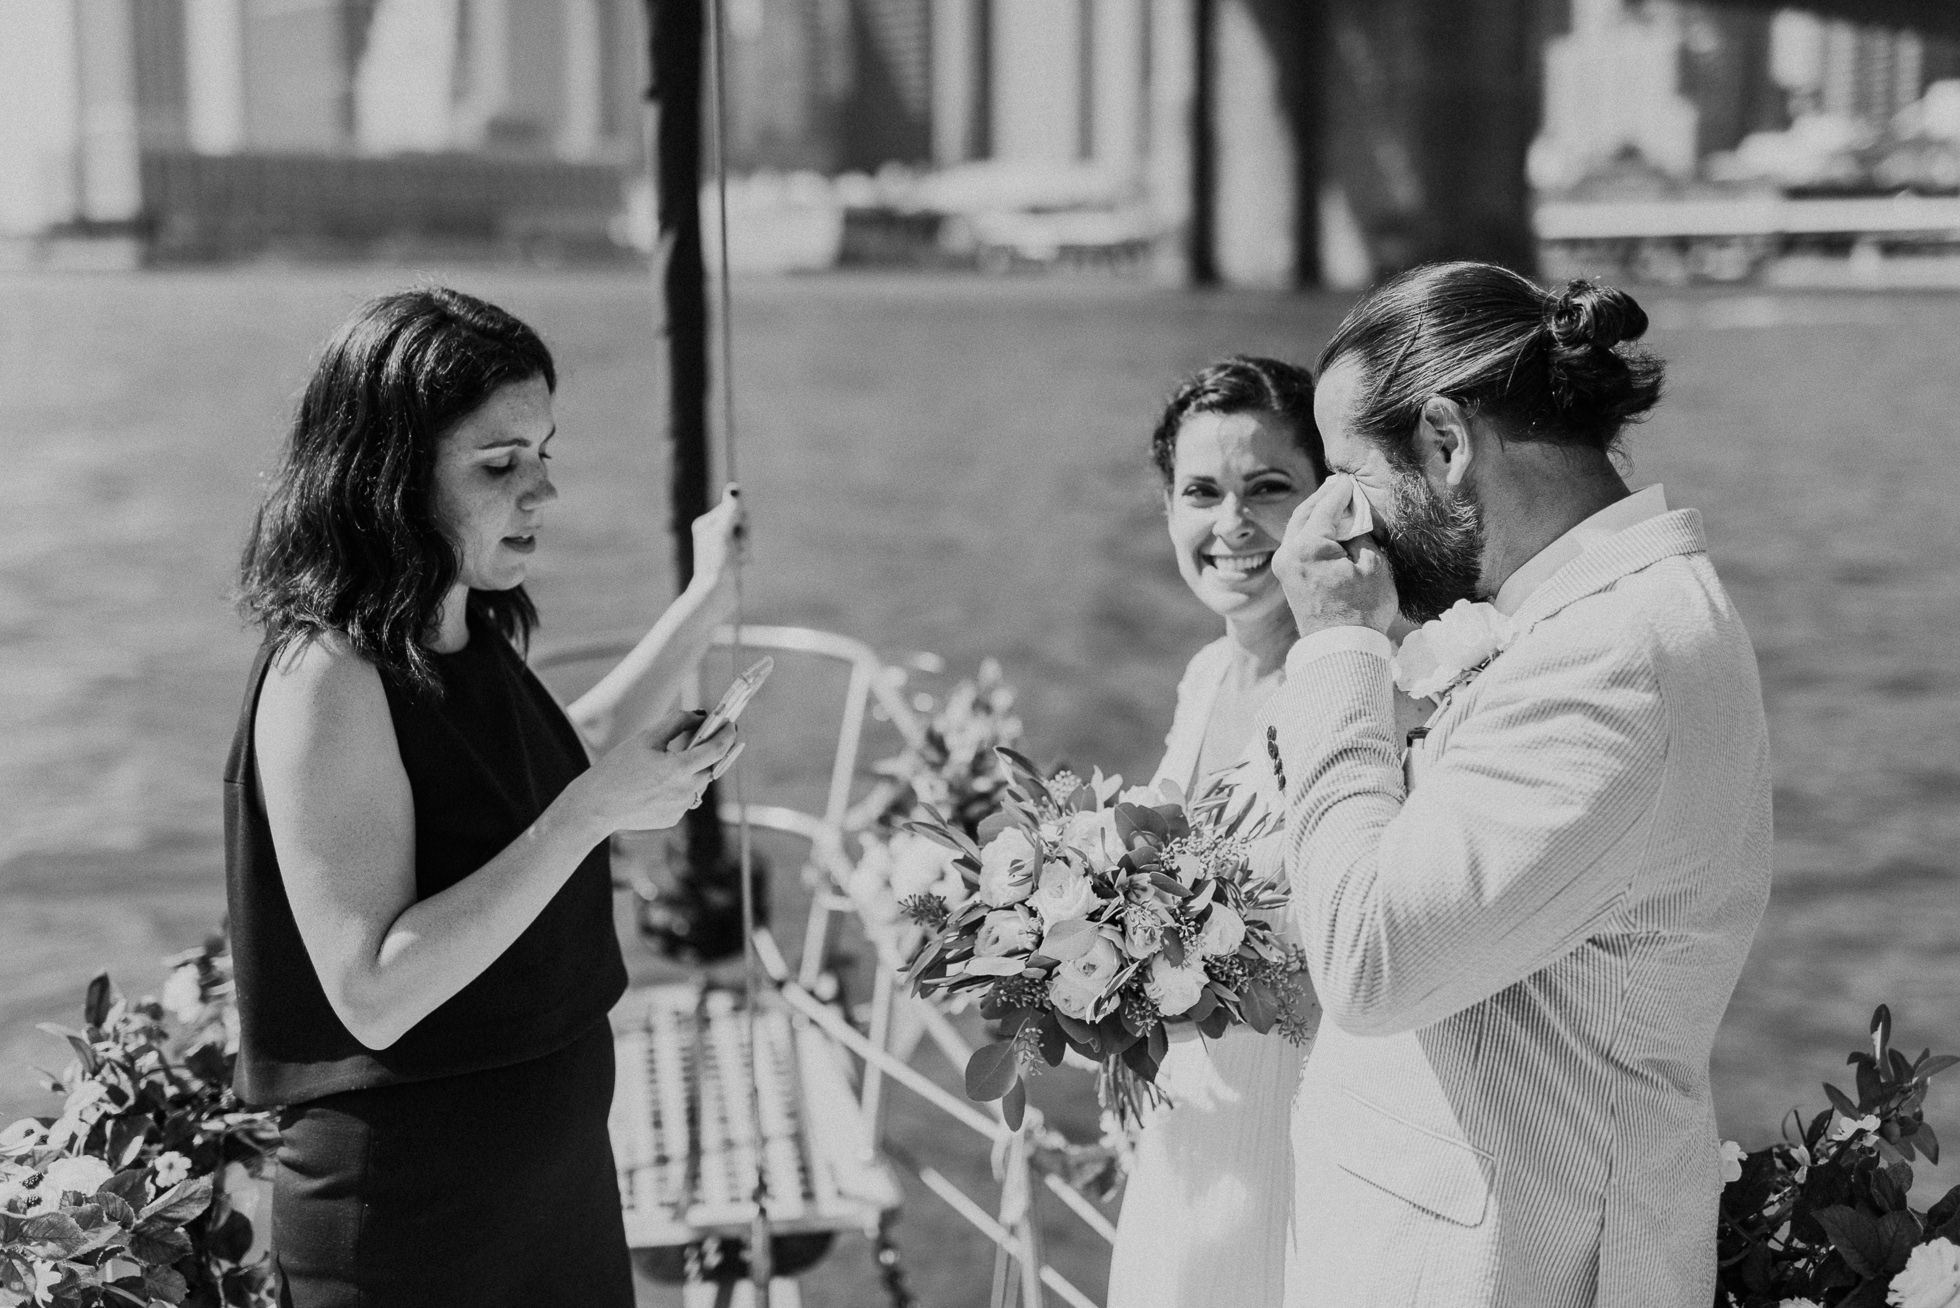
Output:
[
  {"xmin": 1317, "ymin": 262, "xmax": 1664, "ymax": 459},
  {"xmin": 1542, "ymin": 280, "xmax": 1663, "ymax": 440}
]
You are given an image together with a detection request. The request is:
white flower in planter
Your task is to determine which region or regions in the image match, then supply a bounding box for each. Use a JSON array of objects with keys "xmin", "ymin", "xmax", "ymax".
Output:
[
  {"xmin": 43, "ymin": 1154, "xmax": 112, "ymax": 1196},
  {"xmin": 1719, "ymin": 1139, "xmax": 1745, "ymax": 1184},
  {"xmin": 152, "ymin": 1150, "xmax": 193, "ymax": 1190},
  {"xmin": 1889, "ymin": 1237, "xmax": 1960, "ymax": 1308}
]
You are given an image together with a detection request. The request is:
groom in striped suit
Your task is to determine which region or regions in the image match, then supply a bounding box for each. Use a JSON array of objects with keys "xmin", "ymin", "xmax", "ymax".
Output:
[{"xmin": 1267, "ymin": 264, "xmax": 1771, "ymax": 1308}]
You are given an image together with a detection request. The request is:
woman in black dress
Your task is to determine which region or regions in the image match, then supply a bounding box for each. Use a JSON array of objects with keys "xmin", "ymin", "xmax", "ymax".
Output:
[{"xmin": 225, "ymin": 287, "xmax": 742, "ymax": 1306}]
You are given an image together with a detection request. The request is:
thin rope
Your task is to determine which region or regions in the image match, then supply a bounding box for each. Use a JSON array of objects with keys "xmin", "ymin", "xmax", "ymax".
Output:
[{"xmin": 705, "ymin": 0, "xmax": 771, "ymax": 1299}]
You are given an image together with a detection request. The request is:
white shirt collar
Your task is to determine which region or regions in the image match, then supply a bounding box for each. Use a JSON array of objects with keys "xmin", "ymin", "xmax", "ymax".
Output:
[{"xmin": 1492, "ymin": 484, "xmax": 1670, "ymax": 617}]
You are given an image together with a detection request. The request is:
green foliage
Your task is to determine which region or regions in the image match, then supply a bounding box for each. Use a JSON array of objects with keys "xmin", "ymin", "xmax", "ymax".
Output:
[
  {"xmin": 0, "ymin": 935, "xmax": 276, "ymax": 1308},
  {"xmin": 1716, "ymin": 1005, "xmax": 1959, "ymax": 1308}
]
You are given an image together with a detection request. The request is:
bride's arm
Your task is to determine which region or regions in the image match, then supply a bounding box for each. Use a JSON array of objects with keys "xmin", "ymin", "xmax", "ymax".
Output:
[{"xmin": 566, "ymin": 488, "xmax": 743, "ymax": 754}]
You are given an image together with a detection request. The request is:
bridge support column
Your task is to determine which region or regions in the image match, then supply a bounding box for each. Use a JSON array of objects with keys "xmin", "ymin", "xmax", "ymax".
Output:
[{"xmin": 1174, "ymin": 0, "xmax": 1547, "ymax": 288}]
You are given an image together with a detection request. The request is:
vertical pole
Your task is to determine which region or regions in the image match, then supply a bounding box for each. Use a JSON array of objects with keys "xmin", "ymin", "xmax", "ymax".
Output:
[
  {"xmin": 643, "ymin": 0, "xmax": 738, "ymax": 961},
  {"xmin": 1188, "ymin": 0, "xmax": 1216, "ymax": 284}
]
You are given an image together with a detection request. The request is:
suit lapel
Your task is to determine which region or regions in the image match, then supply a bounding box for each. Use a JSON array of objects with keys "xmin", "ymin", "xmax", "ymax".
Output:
[{"xmin": 1509, "ymin": 509, "xmax": 1708, "ymax": 638}]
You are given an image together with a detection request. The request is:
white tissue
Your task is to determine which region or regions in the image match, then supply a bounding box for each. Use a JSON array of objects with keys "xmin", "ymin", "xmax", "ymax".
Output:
[{"xmin": 1325, "ymin": 472, "xmax": 1377, "ymax": 542}]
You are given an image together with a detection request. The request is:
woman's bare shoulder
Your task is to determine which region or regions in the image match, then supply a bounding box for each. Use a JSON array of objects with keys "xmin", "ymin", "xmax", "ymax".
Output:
[{"xmin": 257, "ymin": 632, "xmax": 392, "ymax": 750}]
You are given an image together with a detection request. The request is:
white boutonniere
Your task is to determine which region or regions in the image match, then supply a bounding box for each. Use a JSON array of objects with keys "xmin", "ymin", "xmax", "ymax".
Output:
[{"xmin": 1392, "ymin": 600, "xmax": 1516, "ymax": 701}]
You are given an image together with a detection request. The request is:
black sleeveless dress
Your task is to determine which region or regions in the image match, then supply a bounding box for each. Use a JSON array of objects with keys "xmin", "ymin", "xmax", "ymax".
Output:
[{"xmin": 223, "ymin": 610, "xmax": 632, "ymax": 1307}]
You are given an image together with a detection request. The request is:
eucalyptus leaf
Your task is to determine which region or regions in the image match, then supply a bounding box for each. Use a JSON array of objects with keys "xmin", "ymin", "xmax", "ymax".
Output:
[
  {"xmin": 1038, "ymin": 918, "xmax": 1100, "ymax": 960},
  {"xmin": 1242, "ymin": 980, "xmax": 1280, "ymax": 1035},
  {"xmin": 965, "ymin": 1041, "xmax": 1021, "ymax": 1102},
  {"xmin": 1054, "ymin": 1012, "xmax": 1100, "ymax": 1052},
  {"xmin": 975, "ymin": 810, "xmax": 1016, "ymax": 845},
  {"xmin": 1036, "ymin": 1012, "xmax": 1067, "ymax": 1067},
  {"xmin": 1002, "ymin": 1078, "xmax": 1027, "ymax": 1131}
]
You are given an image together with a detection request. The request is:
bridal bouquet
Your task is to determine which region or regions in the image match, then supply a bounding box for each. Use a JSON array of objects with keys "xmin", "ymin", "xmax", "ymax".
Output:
[
  {"xmin": 898, "ymin": 747, "xmax": 1312, "ymax": 1128},
  {"xmin": 1717, "ymin": 1005, "xmax": 1959, "ymax": 1308}
]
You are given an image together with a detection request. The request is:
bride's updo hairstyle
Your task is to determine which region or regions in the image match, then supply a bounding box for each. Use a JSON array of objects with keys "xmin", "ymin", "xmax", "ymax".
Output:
[
  {"xmin": 1315, "ymin": 262, "xmax": 1664, "ymax": 465},
  {"xmin": 1150, "ymin": 355, "xmax": 1327, "ymax": 484}
]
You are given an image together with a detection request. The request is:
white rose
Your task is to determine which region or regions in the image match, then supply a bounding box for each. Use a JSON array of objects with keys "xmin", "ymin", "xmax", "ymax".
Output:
[
  {"xmin": 974, "ymin": 909, "xmax": 1039, "ymax": 959},
  {"xmin": 977, "ymin": 829, "xmax": 1039, "ymax": 906},
  {"xmin": 1719, "ymin": 1139, "xmax": 1746, "ymax": 1184},
  {"xmin": 888, "ymin": 832, "xmax": 959, "ymax": 902},
  {"xmin": 43, "ymin": 1155, "xmax": 112, "ymax": 1196},
  {"xmin": 1047, "ymin": 936, "xmax": 1125, "ymax": 1020},
  {"xmin": 1197, "ymin": 904, "xmax": 1245, "ymax": 957},
  {"xmin": 1778, "ymin": 1300, "xmax": 1824, "ymax": 1308},
  {"xmin": 1143, "ymin": 957, "xmax": 1209, "ymax": 1017},
  {"xmin": 1889, "ymin": 1238, "xmax": 1960, "ymax": 1308},
  {"xmin": 1032, "ymin": 861, "xmax": 1100, "ymax": 926},
  {"xmin": 1064, "ymin": 810, "xmax": 1122, "ymax": 870}
]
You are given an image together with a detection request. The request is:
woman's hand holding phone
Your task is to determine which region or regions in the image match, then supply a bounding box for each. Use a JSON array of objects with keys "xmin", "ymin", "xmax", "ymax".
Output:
[{"xmin": 574, "ymin": 709, "xmax": 738, "ymax": 834}]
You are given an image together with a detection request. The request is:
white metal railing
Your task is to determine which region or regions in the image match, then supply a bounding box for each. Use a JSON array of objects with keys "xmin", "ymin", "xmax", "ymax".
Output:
[{"xmin": 534, "ymin": 626, "xmax": 1118, "ymax": 1306}]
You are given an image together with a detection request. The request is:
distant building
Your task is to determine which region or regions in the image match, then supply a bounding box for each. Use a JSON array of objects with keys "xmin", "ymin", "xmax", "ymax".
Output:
[{"xmin": 1533, "ymin": 0, "xmax": 1960, "ymax": 196}]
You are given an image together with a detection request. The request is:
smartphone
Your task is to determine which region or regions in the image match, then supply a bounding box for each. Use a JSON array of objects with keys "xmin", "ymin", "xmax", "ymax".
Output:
[{"xmin": 690, "ymin": 656, "xmax": 773, "ymax": 747}]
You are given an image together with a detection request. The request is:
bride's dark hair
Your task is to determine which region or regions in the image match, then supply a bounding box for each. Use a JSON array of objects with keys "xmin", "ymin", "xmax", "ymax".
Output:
[
  {"xmin": 237, "ymin": 286, "xmax": 551, "ymax": 696},
  {"xmin": 1150, "ymin": 355, "xmax": 1327, "ymax": 484},
  {"xmin": 1316, "ymin": 262, "xmax": 1664, "ymax": 467}
]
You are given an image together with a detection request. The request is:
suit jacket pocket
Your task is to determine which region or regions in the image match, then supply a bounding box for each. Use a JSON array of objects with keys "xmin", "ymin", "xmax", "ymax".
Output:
[{"xmin": 1329, "ymin": 1088, "xmax": 1496, "ymax": 1229}]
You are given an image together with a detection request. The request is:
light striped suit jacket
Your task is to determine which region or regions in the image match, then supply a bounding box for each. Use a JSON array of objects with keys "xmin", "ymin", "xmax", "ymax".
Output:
[{"xmin": 1271, "ymin": 509, "xmax": 1772, "ymax": 1308}]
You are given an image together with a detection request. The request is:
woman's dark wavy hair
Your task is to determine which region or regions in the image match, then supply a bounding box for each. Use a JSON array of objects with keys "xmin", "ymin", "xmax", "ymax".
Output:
[
  {"xmin": 1150, "ymin": 355, "xmax": 1327, "ymax": 485},
  {"xmin": 1315, "ymin": 261, "xmax": 1664, "ymax": 468},
  {"xmin": 237, "ymin": 286, "xmax": 554, "ymax": 696}
]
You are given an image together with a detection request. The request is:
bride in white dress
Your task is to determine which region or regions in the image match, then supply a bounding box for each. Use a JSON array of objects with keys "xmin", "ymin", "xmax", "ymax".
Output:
[{"xmin": 1105, "ymin": 357, "xmax": 1327, "ymax": 1308}]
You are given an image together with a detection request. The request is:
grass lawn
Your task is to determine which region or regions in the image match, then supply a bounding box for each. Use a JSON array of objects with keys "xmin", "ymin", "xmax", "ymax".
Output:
[{"xmin": 2, "ymin": 266, "xmax": 1957, "ymax": 1305}]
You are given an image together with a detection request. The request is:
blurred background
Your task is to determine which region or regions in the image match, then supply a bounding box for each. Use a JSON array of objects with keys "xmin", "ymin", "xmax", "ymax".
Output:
[
  {"xmin": 2, "ymin": 2, "xmax": 1958, "ymax": 1305},
  {"xmin": 6, "ymin": 0, "xmax": 1960, "ymax": 284}
]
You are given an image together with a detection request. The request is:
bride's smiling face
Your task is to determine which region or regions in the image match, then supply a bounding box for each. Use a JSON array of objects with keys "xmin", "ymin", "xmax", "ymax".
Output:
[{"xmin": 1165, "ymin": 409, "xmax": 1322, "ymax": 625}]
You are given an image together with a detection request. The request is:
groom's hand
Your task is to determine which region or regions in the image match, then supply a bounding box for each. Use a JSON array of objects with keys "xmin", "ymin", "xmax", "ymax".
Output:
[{"xmin": 1275, "ymin": 480, "xmax": 1399, "ymax": 636}]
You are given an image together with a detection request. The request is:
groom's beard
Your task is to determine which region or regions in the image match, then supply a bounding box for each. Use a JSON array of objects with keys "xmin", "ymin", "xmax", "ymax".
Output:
[{"xmin": 1376, "ymin": 470, "xmax": 1486, "ymax": 625}]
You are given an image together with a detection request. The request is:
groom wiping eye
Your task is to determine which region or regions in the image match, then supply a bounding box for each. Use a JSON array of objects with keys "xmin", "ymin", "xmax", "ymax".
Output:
[
  {"xmin": 1370, "ymin": 457, "xmax": 1484, "ymax": 626},
  {"xmin": 1263, "ymin": 262, "xmax": 1769, "ymax": 1308}
]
